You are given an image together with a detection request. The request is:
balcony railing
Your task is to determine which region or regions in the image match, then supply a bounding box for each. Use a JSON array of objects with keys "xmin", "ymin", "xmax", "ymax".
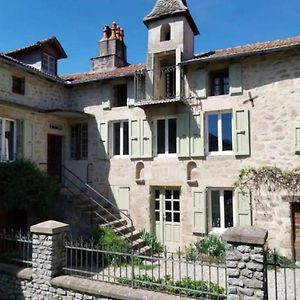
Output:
[{"xmin": 134, "ymin": 65, "xmax": 185, "ymax": 106}]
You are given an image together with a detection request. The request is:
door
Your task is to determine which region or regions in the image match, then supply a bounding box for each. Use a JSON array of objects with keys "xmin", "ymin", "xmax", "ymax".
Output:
[
  {"xmin": 154, "ymin": 188, "xmax": 181, "ymax": 249},
  {"xmin": 47, "ymin": 134, "xmax": 62, "ymax": 181},
  {"xmin": 293, "ymin": 203, "xmax": 300, "ymax": 261}
]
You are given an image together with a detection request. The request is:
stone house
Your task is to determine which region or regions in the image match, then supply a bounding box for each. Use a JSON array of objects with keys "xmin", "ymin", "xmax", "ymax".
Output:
[{"xmin": 0, "ymin": 0, "xmax": 300, "ymax": 258}]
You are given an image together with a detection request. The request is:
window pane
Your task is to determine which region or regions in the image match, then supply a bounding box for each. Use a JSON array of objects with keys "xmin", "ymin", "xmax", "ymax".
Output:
[
  {"xmin": 168, "ymin": 118, "xmax": 176, "ymax": 153},
  {"xmin": 174, "ymin": 213, "xmax": 180, "ymax": 223},
  {"xmin": 155, "ymin": 190, "xmax": 160, "ymax": 199},
  {"xmin": 165, "ymin": 190, "xmax": 172, "ymax": 199},
  {"xmin": 224, "ymin": 76, "xmax": 229, "ymax": 95},
  {"xmin": 155, "ymin": 212, "xmax": 160, "ymax": 221},
  {"xmin": 208, "ymin": 114, "xmax": 218, "ymax": 152},
  {"xmin": 155, "ymin": 200, "xmax": 160, "ymax": 210},
  {"xmin": 165, "ymin": 201, "xmax": 172, "ymax": 211},
  {"xmin": 224, "ymin": 190, "xmax": 233, "ymax": 228},
  {"xmin": 211, "ymin": 190, "xmax": 221, "ymax": 228},
  {"xmin": 157, "ymin": 120, "xmax": 165, "ymax": 154},
  {"xmin": 174, "ymin": 201, "xmax": 180, "ymax": 211},
  {"xmin": 5, "ymin": 120, "xmax": 15, "ymax": 161},
  {"xmin": 113, "ymin": 123, "xmax": 121, "ymax": 155},
  {"xmin": 222, "ymin": 113, "xmax": 233, "ymax": 151},
  {"xmin": 173, "ymin": 190, "xmax": 180, "ymax": 199},
  {"xmin": 123, "ymin": 122, "xmax": 129, "ymax": 155},
  {"xmin": 81, "ymin": 124, "xmax": 88, "ymax": 159},
  {"xmin": 165, "ymin": 212, "xmax": 172, "ymax": 222}
]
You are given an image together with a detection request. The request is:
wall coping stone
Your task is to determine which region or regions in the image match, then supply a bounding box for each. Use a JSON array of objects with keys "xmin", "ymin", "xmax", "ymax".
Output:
[
  {"xmin": 51, "ymin": 275, "xmax": 192, "ymax": 300},
  {"xmin": 0, "ymin": 263, "xmax": 32, "ymax": 281},
  {"xmin": 222, "ymin": 226, "xmax": 268, "ymax": 246},
  {"xmin": 30, "ymin": 220, "xmax": 69, "ymax": 235}
]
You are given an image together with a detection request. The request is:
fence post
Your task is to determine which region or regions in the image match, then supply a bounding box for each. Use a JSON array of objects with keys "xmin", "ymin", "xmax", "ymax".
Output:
[
  {"xmin": 30, "ymin": 220, "xmax": 69, "ymax": 292},
  {"xmin": 222, "ymin": 226, "xmax": 268, "ymax": 300}
]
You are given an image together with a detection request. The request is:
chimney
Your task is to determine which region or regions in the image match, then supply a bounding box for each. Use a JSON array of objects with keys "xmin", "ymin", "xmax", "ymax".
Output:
[{"xmin": 92, "ymin": 22, "xmax": 128, "ymax": 72}]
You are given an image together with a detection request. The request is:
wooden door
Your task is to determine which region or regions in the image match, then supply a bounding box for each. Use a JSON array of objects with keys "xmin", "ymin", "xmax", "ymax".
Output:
[
  {"xmin": 47, "ymin": 134, "xmax": 62, "ymax": 181},
  {"xmin": 293, "ymin": 203, "xmax": 300, "ymax": 261}
]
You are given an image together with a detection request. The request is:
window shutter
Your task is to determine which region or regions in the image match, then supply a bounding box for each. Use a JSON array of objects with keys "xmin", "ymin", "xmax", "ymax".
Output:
[
  {"xmin": 145, "ymin": 54, "xmax": 154, "ymax": 100},
  {"xmin": 98, "ymin": 122, "xmax": 108, "ymax": 159},
  {"xmin": 192, "ymin": 189, "xmax": 207, "ymax": 234},
  {"xmin": 194, "ymin": 69, "xmax": 207, "ymax": 99},
  {"xmin": 16, "ymin": 120, "xmax": 24, "ymax": 160},
  {"xmin": 130, "ymin": 119, "xmax": 140, "ymax": 159},
  {"xmin": 23, "ymin": 120, "xmax": 34, "ymax": 160},
  {"xmin": 234, "ymin": 109, "xmax": 250, "ymax": 156},
  {"xmin": 235, "ymin": 191, "xmax": 251, "ymax": 226},
  {"xmin": 141, "ymin": 118, "xmax": 152, "ymax": 158},
  {"xmin": 102, "ymin": 84, "xmax": 111, "ymax": 110},
  {"xmin": 294, "ymin": 124, "xmax": 300, "ymax": 153},
  {"xmin": 190, "ymin": 112, "xmax": 204, "ymax": 157},
  {"xmin": 229, "ymin": 63, "xmax": 243, "ymax": 95},
  {"xmin": 177, "ymin": 113, "xmax": 190, "ymax": 157},
  {"xmin": 127, "ymin": 80, "xmax": 135, "ymax": 107}
]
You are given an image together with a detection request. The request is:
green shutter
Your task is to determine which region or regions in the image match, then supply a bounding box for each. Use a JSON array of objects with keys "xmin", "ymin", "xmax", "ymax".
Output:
[
  {"xmin": 130, "ymin": 119, "xmax": 140, "ymax": 159},
  {"xmin": 16, "ymin": 120, "xmax": 24, "ymax": 159},
  {"xmin": 145, "ymin": 54, "xmax": 154, "ymax": 100},
  {"xmin": 23, "ymin": 120, "xmax": 34, "ymax": 160},
  {"xmin": 229, "ymin": 63, "xmax": 243, "ymax": 95},
  {"xmin": 177, "ymin": 113, "xmax": 190, "ymax": 157},
  {"xmin": 190, "ymin": 112, "xmax": 204, "ymax": 157},
  {"xmin": 192, "ymin": 189, "xmax": 207, "ymax": 234},
  {"xmin": 194, "ymin": 69, "xmax": 207, "ymax": 99},
  {"xmin": 234, "ymin": 109, "xmax": 250, "ymax": 156},
  {"xmin": 102, "ymin": 84, "xmax": 111, "ymax": 110},
  {"xmin": 294, "ymin": 124, "xmax": 300, "ymax": 153},
  {"xmin": 127, "ymin": 80, "xmax": 135, "ymax": 107},
  {"xmin": 141, "ymin": 118, "xmax": 152, "ymax": 158},
  {"xmin": 98, "ymin": 122, "xmax": 108, "ymax": 159},
  {"xmin": 235, "ymin": 191, "xmax": 251, "ymax": 226}
]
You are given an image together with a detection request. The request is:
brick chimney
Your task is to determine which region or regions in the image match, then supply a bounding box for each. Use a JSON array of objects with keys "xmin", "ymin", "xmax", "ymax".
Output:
[{"xmin": 91, "ymin": 22, "xmax": 128, "ymax": 72}]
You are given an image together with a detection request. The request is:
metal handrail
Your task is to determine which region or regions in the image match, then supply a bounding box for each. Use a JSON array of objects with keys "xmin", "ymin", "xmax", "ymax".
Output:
[{"xmin": 60, "ymin": 165, "xmax": 134, "ymax": 244}]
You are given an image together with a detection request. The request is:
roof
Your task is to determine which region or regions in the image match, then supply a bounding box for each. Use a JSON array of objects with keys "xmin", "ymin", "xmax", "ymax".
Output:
[
  {"xmin": 6, "ymin": 37, "xmax": 67, "ymax": 59},
  {"xmin": 183, "ymin": 36, "xmax": 300, "ymax": 64},
  {"xmin": 144, "ymin": 0, "xmax": 199, "ymax": 35},
  {"xmin": 62, "ymin": 64, "xmax": 146, "ymax": 84}
]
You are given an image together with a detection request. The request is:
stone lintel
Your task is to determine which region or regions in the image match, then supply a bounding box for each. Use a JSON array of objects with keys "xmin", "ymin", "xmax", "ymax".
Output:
[
  {"xmin": 222, "ymin": 226, "xmax": 268, "ymax": 246},
  {"xmin": 30, "ymin": 220, "xmax": 69, "ymax": 235}
]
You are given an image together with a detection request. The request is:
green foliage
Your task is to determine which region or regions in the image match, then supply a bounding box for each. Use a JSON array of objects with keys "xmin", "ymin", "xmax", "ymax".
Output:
[
  {"xmin": 119, "ymin": 275, "xmax": 225, "ymax": 299},
  {"xmin": 0, "ymin": 160, "xmax": 59, "ymax": 217},
  {"xmin": 267, "ymin": 249, "xmax": 295, "ymax": 268},
  {"xmin": 140, "ymin": 229, "xmax": 163, "ymax": 253}
]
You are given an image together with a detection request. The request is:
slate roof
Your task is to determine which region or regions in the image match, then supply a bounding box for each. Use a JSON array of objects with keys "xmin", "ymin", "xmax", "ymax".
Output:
[
  {"xmin": 144, "ymin": 0, "xmax": 199, "ymax": 35},
  {"xmin": 183, "ymin": 36, "xmax": 300, "ymax": 64},
  {"xmin": 6, "ymin": 37, "xmax": 67, "ymax": 59},
  {"xmin": 62, "ymin": 64, "xmax": 146, "ymax": 84}
]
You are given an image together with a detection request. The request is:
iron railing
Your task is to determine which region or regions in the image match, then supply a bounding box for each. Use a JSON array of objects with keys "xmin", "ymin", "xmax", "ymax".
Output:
[
  {"xmin": 0, "ymin": 230, "xmax": 32, "ymax": 266},
  {"xmin": 60, "ymin": 165, "xmax": 134, "ymax": 245},
  {"xmin": 64, "ymin": 237, "xmax": 226, "ymax": 299}
]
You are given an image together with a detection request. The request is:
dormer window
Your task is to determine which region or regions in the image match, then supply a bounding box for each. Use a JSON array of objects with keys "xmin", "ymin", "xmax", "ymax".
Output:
[
  {"xmin": 161, "ymin": 24, "xmax": 171, "ymax": 42},
  {"xmin": 42, "ymin": 53, "xmax": 56, "ymax": 75}
]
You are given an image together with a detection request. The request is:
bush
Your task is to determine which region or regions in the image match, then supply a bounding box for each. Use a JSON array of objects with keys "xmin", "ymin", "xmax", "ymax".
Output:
[
  {"xmin": 0, "ymin": 160, "xmax": 59, "ymax": 217},
  {"xmin": 267, "ymin": 249, "xmax": 295, "ymax": 268},
  {"xmin": 195, "ymin": 235, "xmax": 225, "ymax": 257},
  {"xmin": 140, "ymin": 229, "xmax": 163, "ymax": 254}
]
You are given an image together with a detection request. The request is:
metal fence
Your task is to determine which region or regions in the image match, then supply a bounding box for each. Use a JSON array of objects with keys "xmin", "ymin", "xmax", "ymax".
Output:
[
  {"xmin": 64, "ymin": 238, "xmax": 226, "ymax": 299},
  {"xmin": 267, "ymin": 249, "xmax": 300, "ymax": 300},
  {"xmin": 0, "ymin": 230, "xmax": 32, "ymax": 266}
]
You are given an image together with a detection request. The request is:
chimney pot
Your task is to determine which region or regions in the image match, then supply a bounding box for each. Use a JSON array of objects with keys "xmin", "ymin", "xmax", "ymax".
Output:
[{"xmin": 111, "ymin": 22, "xmax": 117, "ymax": 38}]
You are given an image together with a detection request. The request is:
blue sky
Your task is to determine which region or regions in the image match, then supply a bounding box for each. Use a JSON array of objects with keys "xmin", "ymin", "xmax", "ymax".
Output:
[{"xmin": 1, "ymin": 0, "xmax": 299, "ymax": 75}]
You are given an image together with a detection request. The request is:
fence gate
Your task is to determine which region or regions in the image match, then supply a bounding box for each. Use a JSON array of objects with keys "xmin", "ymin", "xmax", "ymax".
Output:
[{"xmin": 266, "ymin": 250, "xmax": 299, "ymax": 300}]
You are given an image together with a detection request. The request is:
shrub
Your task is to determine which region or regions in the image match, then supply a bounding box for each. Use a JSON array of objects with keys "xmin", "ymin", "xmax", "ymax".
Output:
[
  {"xmin": 0, "ymin": 159, "xmax": 59, "ymax": 217},
  {"xmin": 195, "ymin": 235, "xmax": 225, "ymax": 257},
  {"xmin": 267, "ymin": 249, "xmax": 295, "ymax": 268},
  {"xmin": 140, "ymin": 229, "xmax": 163, "ymax": 254}
]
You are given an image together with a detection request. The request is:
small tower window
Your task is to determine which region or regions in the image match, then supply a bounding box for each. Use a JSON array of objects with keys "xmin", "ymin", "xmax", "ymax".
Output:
[{"xmin": 161, "ymin": 24, "xmax": 171, "ymax": 42}]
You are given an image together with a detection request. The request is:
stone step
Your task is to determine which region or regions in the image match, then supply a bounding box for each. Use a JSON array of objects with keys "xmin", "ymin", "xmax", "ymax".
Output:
[
  {"xmin": 132, "ymin": 238, "xmax": 145, "ymax": 250},
  {"xmin": 124, "ymin": 230, "xmax": 141, "ymax": 241},
  {"xmin": 113, "ymin": 225, "xmax": 135, "ymax": 235},
  {"xmin": 100, "ymin": 219, "xmax": 127, "ymax": 229},
  {"xmin": 137, "ymin": 245, "xmax": 152, "ymax": 257}
]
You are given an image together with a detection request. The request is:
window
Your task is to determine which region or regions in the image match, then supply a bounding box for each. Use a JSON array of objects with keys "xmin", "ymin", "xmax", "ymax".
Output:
[
  {"xmin": 209, "ymin": 189, "xmax": 235, "ymax": 231},
  {"xmin": 0, "ymin": 118, "xmax": 16, "ymax": 161},
  {"xmin": 70, "ymin": 123, "xmax": 88, "ymax": 160},
  {"xmin": 207, "ymin": 112, "xmax": 233, "ymax": 154},
  {"xmin": 161, "ymin": 24, "xmax": 171, "ymax": 42},
  {"xmin": 12, "ymin": 76, "xmax": 25, "ymax": 95},
  {"xmin": 113, "ymin": 121, "xmax": 129, "ymax": 156},
  {"xmin": 210, "ymin": 70, "xmax": 229, "ymax": 96},
  {"xmin": 156, "ymin": 118, "xmax": 176, "ymax": 155},
  {"xmin": 42, "ymin": 53, "xmax": 56, "ymax": 74},
  {"xmin": 113, "ymin": 84, "xmax": 127, "ymax": 107}
]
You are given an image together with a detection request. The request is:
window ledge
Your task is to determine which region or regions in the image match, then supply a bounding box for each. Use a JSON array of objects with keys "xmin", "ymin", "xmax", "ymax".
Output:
[{"xmin": 112, "ymin": 155, "xmax": 130, "ymax": 160}]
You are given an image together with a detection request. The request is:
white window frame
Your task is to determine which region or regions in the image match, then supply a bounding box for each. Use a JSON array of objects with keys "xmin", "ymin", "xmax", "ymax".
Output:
[
  {"xmin": 154, "ymin": 116, "xmax": 177, "ymax": 157},
  {"xmin": 42, "ymin": 53, "xmax": 56, "ymax": 74},
  {"xmin": 206, "ymin": 111, "xmax": 234, "ymax": 155},
  {"xmin": 0, "ymin": 117, "xmax": 17, "ymax": 162},
  {"xmin": 208, "ymin": 188, "xmax": 236, "ymax": 234},
  {"xmin": 112, "ymin": 120, "xmax": 129, "ymax": 158}
]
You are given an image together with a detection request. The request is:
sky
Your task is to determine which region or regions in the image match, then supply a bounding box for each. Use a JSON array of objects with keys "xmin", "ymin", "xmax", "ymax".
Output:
[{"xmin": 0, "ymin": 0, "xmax": 299, "ymax": 75}]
